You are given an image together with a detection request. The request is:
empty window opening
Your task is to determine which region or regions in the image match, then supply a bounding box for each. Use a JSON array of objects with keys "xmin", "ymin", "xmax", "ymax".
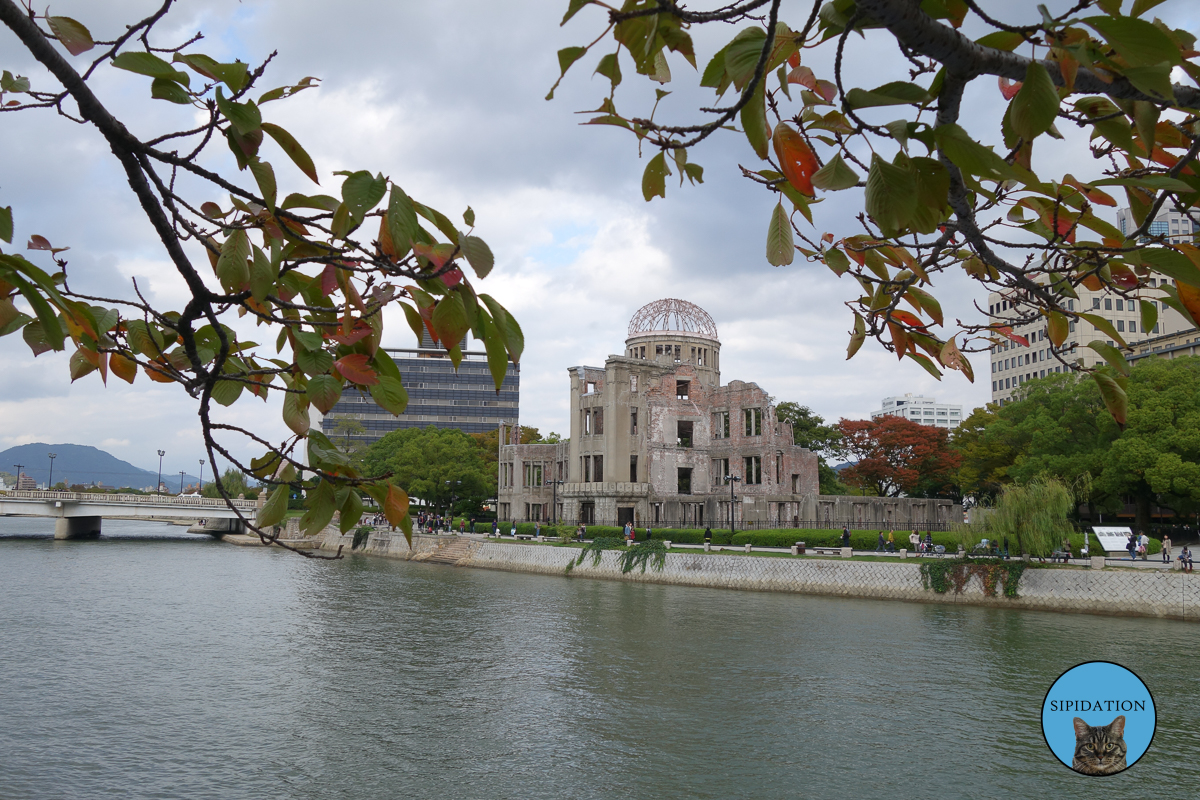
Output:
[
  {"xmin": 714, "ymin": 410, "xmax": 729, "ymax": 438},
  {"xmin": 678, "ymin": 467, "xmax": 693, "ymax": 495},
  {"xmin": 744, "ymin": 455, "xmax": 762, "ymax": 484},
  {"xmin": 582, "ymin": 456, "xmax": 591, "ymax": 483},
  {"xmin": 677, "ymin": 420, "xmax": 694, "ymax": 448},
  {"xmin": 593, "ymin": 455, "xmax": 603, "ymax": 482},
  {"xmin": 630, "ymin": 375, "xmax": 638, "ymax": 393},
  {"xmin": 581, "ymin": 502, "xmax": 595, "ymax": 525},
  {"xmin": 630, "ymin": 455, "xmax": 638, "ymax": 482},
  {"xmin": 583, "ymin": 410, "xmax": 591, "ymax": 435},
  {"xmin": 593, "ymin": 408, "xmax": 604, "ymax": 435},
  {"xmin": 631, "ymin": 408, "xmax": 638, "ymax": 435},
  {"xmin": 676, "ymin": 380, "xmax": 690, "ymax": 399},
  {"xmin": 713, "ymin": 458, "xmax": 729, "ymax": 486},
  {"xmin": 791, "ymin": 474, "xmax": 799, "ymax": 492},
  {"xmin": 745, "ymin": 408, "xmax": 762, "ymax": 436}
]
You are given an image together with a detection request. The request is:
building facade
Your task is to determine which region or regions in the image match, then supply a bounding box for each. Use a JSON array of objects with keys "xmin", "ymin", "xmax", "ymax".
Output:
[
  {"xmin": 1128, "ymin": 328, "xmax": 1200, "ymax": 364},
  {"xmin": 1116, "ymin": 206, "xmax": 1197, "ymax": 243},
  {"xmin": 321, "ymin": 332, "xmax": 519, "ymax": 448},
  {"xmin": 498, "ymin": 299, "xmax": 960, "ymax": 530},
  {"xmin": 871, "ymin": 394, "xmax": 962, "ymax": 429}
]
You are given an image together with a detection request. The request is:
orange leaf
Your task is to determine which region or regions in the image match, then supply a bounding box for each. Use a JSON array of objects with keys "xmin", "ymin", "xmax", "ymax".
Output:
[
  {"xmin": 998, "ymin": 77, "xmax": 1021, "ymax": 101},
  {"xmin": 383, "ymin": 483, "xmax": 410, "ymax": 528},
  {"xmin": 787, "ymin": 52, "xmax": 800, "ymax": 69},
  {"xmin": 1178, "ymin": 282, "xmax": 1200, "ymax": 326},
  {"xmin": 889, "ymin": 309, "xmax": 925, "ymax": 329},
  {"xmin": 326, "ymin": 320, "xmax": 373, "ymax": 345},
  {"xmin": 772, "ymin": 123, "xmax": 817, "ymax": 197},
  {"xmin": 109, "ymin": 352, "xmax": 137, "ymax": 384},
  {"xmin": 993, "ymin": 325, "xmax": 1029, "ymax": 347},
  {"xmin": 787, "ymin": 65, "xmax": 816, "ymax": 90},
  {"xmin": 333, "ymin": 353, "xmax": 379, "ymax": 385},
  {"xmin": 144, "ymin": 360, "xmax": 176, "ymax": 383},
  {"xmin": 814, "ymin": 80, "xmax": 837, "ymax": 103}
]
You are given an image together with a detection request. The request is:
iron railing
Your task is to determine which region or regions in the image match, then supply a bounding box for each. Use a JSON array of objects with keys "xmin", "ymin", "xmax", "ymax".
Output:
[
  {"xmin": 501, "ymin": 518, "xmax": 952, "ymax": 531},
  {"xmin": 0, "ymin": 489, "xmax": 257, "ymax": 510}
]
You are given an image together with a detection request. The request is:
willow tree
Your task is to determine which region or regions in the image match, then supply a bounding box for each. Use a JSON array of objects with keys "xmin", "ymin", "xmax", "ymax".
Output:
[
  {"xmin": 0, "ymin": 2, "xmax": 522, "ymax": 553},
  {"xmin": 987, "ymin": 478, "xmax": 1077, "ymax": 557},
  {"xmin": 554, "ymin": 0, "xmax": 1200, "ymax": 426}
]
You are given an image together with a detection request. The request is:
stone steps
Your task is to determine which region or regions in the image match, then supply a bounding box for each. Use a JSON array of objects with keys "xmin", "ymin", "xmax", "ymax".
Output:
[{"xmin": 421, "ymin": 537, "xmax": 478, "ymax": 566}]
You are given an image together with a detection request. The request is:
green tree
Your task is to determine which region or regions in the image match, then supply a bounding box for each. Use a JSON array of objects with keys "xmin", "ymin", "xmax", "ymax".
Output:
[
  {"xmin": 986, "ymin": 478, "xmax": 1076, "ymax": 558},
  {"xmin": 365, "ymin": 427, "xmax": 495, "ymax": 516},
  {"xmin": 775, "ymin": 401, "xmax": 847, "ymax": 494},
  {"xmin": 202, "ymin": 468, "xmax": 254, "ymax": 499},
  {"xmin": 954, "ymin": 357, "xmax": 1200, "ymax": 530},
  {"xmin": 0, "ymin": 3, "xmax": 522, "ymax": 551},
  {"xmin": 555, "ymin": 0, "xmax": 1200, "ymax": 423}
]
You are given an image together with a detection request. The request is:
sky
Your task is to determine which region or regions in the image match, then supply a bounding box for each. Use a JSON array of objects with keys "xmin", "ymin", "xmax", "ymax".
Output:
[{"xmin": 1, "ymin": 0, "xmax": 1198, "ymax": 477}]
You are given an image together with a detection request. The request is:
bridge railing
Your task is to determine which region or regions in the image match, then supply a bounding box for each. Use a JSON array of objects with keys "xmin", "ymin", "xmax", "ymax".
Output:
[{"xmin": 0, "ymin": 489, "xmax": 257, "ymax": 510}]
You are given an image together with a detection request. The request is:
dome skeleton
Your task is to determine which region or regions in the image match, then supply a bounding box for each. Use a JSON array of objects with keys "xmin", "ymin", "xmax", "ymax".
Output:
[{"xmin": 627, "ymin": 298, "xmax": 719, "ymax": 340}]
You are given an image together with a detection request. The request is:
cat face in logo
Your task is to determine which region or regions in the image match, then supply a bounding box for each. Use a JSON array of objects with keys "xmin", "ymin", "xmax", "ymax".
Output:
[{"xmin": 1071, "ymin": 715, "xmax": 1127, "ymax": 775}]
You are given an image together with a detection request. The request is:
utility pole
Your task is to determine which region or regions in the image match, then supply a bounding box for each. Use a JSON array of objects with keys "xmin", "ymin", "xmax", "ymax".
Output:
[
  {"xmin": 157, "ymin": 450, "xmax": 165, "ymax": 494},
  {"xmin": 12, "ymin": 464, "xmax": 24, "ymax": 491},
  {"xmin": 47, "ymin": 453, "xmax": 56, "ymax": 490},
  {"xmin": 179, "ymin": 471, "xmax": 185, "ymax": 494},
  {"xmin": 724, "ymin": 474, "xmax": 741, "ymax": 541}
]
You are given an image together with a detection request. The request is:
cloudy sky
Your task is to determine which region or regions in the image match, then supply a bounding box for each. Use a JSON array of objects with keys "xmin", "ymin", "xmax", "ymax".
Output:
[{"xmin": 2, "ymin": 0, "xmax": 1197, "ymax": 476}]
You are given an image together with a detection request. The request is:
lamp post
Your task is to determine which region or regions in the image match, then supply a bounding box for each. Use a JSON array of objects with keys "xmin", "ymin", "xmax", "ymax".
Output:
[
  {"xmin": 550, "ymin": 480, "xmax": 564, "ymax": 526},
  {"xmin": 724, "ymin": 474, "xmax": 742, "ymax": 541},
  {"xmin": 12, "ymin": 464, "xmax": 24, "ymax": 491},
  {"xmin": 179, "ymin": 470, "xmax": 185, "ymax": 494},
  {"xmin": 47, "ymin": 453, "xmax": 56, "ymax": 490},
  {"xmin": 198, "ymin": 459, "xmax": 205, "ymax": 492},
  {"xmin": 157, "ymin": 450, "xmax": 165, "ymax": 494},
  {"xmin": 444, "ymin": 479, "xmax": 461, "ymax": 529}
]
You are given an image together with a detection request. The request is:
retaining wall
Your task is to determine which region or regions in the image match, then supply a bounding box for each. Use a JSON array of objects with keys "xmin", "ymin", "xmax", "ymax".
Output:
[{"xmin": 319, "ymin": 531, "xmax": 1200, "ymax": 621}]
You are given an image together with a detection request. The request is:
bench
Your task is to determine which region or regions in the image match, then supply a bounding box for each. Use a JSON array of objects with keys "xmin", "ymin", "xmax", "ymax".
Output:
[
  {"xmin": 808, "ymin": 547, "xmax": 843, "ymax": 556},
  {"xmin": 514, "ymin": 534, "xmax": 536, "ymax": 541}
]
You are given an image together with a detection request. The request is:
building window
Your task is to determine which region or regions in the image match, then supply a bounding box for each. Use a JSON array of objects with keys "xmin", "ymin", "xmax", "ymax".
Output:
[
  {"xmin": 776, "ymin": 452, "xmax": 782, "ymax": 484},
  {"xmin": 744, "ymin": 455, "xmax": 762, "ymax": 484},
  {"xmin": 593, "ymin": 455, "xmax": 603, "ymax": 482},
  {"xmin": 1105, "ymin": 298, "xmax": 1112, "ymax": 310},
  {"xmin": 524, "ymin": 463, "xmax": 543, "ymax": 487},
  {"xmin": 791, "ymin": 474, "xmax": 799, "ymax": 492},
  {"xmin": 676, "ymin": 380, "xmax": 689, "ymax": 399},
  {"xmin": 630, "ymin": 455, "xmax": 638, "ymax": 482},
  {"xmin": 745, "ymin": 408, "xmax": 762, "ymax": 436},
  {"xmin": 1116, "ymin": 299, "xmax": 1124, "ymax": 311},
  {"xmin": 714, "ymin": 410, "xmax": 729, "ymax": 438},
  {"xmin": 713, "ymin": 458, "xmax": 729, "ymax": 486},
  {"xmin": 630, "ymin": 375, "xmax": 638, "ymax": 393},
  {"xmin": 582, "ymin": 456, "xmax": 590, "ymax": 483},
  {"xmin": 593, "ymin": 408, "xmax": 604, "ymax": 435},
  {"xmin": 678, "ymin": 467, "xmax": 692, "ymax": 495},
  {"xmin": 583, "ymin": 410, "xmax": 590, "ymax": 435},
  {"xmin": 631, "ymin": 408, "xmax": 638, "ymax": 435},
  {"xmin": 1117, "ymin": 320, "xmax": 1125, "ymax": 332},
  {"xmin": 677, "ymin": 420, "xmax": 693, "ymax": 447},
  {"xmin": 1129, "ymin": 321, "xmax": 1137, "ymax": 333}
]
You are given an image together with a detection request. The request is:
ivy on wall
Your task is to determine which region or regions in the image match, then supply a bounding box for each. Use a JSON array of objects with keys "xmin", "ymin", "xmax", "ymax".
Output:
[{"xmin": 920, "ymin": 558, "xmax": 1026, "ymax": 599}]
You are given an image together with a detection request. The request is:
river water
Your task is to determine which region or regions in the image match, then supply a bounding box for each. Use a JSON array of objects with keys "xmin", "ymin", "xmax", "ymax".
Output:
[{"xmin": 1, "ymin": 517, "xmax": 1198, "ymax": 799}]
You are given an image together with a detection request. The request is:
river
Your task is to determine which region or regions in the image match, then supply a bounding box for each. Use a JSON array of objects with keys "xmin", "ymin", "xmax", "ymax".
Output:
[{"xmin": 1, "ymin": 517, "xmax": 1197, "ymax": 799}]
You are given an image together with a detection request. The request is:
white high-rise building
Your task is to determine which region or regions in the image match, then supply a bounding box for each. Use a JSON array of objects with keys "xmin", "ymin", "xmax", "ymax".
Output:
[{"xmin": 871, "ymin": 394, "xmax": 963, "ymax": 429}]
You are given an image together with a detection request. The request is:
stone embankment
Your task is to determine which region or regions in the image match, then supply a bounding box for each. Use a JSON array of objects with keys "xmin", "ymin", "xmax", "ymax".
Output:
[{"xmin": 316, "ymin": 529, "xmax": 1200, "ymax": 622}]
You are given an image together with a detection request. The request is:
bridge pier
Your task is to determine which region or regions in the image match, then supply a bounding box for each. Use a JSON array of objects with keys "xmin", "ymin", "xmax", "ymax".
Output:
[{"xmin": 54, "ymin": 516, "xmax": 102, "ymax": 539}]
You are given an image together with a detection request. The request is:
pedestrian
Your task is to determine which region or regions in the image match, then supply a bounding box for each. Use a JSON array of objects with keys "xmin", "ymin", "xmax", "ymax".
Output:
[
  {"xmin": 1162, "ymin": 534, "xmax": 1172, "ymax": 564},
  {"xmin": 876, "ymin": 531, "xmax": 885, "ymax": 552},
  {"xmin": 459, "ymin": 518, "xmax": 466, "ymax": 534},
  {"xmin": 1127, "ymin": 532, "xmax": 1137, "ymax": 561},
  {"xmin": 886, "ymin": 530, "xmax": 895, "ymax": 552},
  {"xmin": 492, "ymin": 519, "xmax": 499, "ymax": 537},
  {"xmin": 841, "ymin": 526, "xmax": 851, "ymax": 548},
  {"xmin": 924, "ymin": 532, "xmax": 933, "ymax": 553},
  {"xmin": 909, "ymin": 529, "xmax": 919, "ymax": 551},
  {"xmin": 1138, "ymin": 531, "xmax": 1149, "ymax": 561},
  {"xmin": 646, "ymin": 525, "xmax": 652, "ymax": 542},
  {"xmin": 535, "ymin": 521, "xmax": 541, "ymax": 539},
  {"xmin": 704, "ymin": 527, "xmax": 713, "ymax": 544},
  {"xmin": 1180, "ymin": 545, "xmax": 1194, "ymax": 573}
]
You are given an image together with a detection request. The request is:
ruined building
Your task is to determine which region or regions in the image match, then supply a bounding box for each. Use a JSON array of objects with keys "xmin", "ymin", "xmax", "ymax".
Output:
[{"xmin": 498, "ymin": 299, "xmax": 959, "ymax": 530}]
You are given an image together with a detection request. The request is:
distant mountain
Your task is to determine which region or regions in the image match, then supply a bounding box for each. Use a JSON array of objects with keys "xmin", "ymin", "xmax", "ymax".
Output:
[{"xmin": 0, "ymin": 443, "xmax": 198, "ymax": 491}]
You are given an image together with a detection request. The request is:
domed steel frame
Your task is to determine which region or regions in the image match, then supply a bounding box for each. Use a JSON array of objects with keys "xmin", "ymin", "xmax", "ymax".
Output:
[{"xmin": 627, "ymin": 298, "xmax": 719, "ymax": 340}]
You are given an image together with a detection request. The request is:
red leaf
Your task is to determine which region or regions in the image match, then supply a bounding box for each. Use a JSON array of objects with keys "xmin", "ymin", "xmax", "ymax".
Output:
[
  {"xmin": 320, "ymin": 263, "xmax": 338, "ymax": 296},
  {"xmin": 787, "ymin": 66, "xmax": 816, "ymax": 90},
  {"xmin": 333, "ymin": 353, "xmax": 379, "ymax": 385},
  {"xmin": 27, "ymin": 235, "xmax": 53, "ymax": 250},
  {"xmin": 326, "ymin": 320, "xmax": 373, "ymax": 345},
  {"xmin": 993, "ymin": 325, "xmax": 1029, "ymax": 347},
  {"xmin": 772, "ymin": 123, "xmax": 817, "ymax": 196},
  {"xmin": 787, "ymin": 52, "xmax": 800, "ymax": 69},
  {"xmin": 814, "ymin": 80, "xmax": 837, "ymax": 103},
  {"xmin": 998, "ymin": 77, "xmax": 1021, "ymax": 101},
  {"xmin": 889, "ymin": 309, "xmax": 926, "ymax": 329},
  {"xmin": 440, "ymin": 266, "xmax": 464, "ymax": 288}
]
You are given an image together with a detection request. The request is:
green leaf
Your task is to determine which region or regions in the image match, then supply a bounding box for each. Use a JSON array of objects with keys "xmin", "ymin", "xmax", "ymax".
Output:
[
  {"xmin": 48, "ymin": 16, "xmax": 94, "ymax": 56},
  {"xmin": 1079, "ymin": 312, "xmax": 1128, "ymax": 347},
  {"xmin": 459, "ymin": 235, "xmax": 494, "ymax": 279},
  {"xmin": 369, "ymin": 374, "xmax": 408, "ymax": 416},
  {"xmin": 1130, "ymin": 0, "xmax": 1169, "ymax": 17},
  {"xmin": 865, "ymin": 154, "xmax": 917, "ymax": 236},
  {"xmin": 256, "ymin": 483, "xmax": 289, "ymax": 529},
  {"xmin": 307, "ymin": 374, "xmax": 343, "ymax": 413},
  {"xmin": 975, "ymin": 31, "xmax": 1026, "ymax": 51},
  {"xmin": 149, "ymin": 77, "xmax": 191, "ymax": 104},
  {"xmin": 907, "ymin": 352, "xmax": 943, "ymax": 380},
  {"xmin": 69, "ymin": 348, "xmax": 96, "ymax": 382},
  {"xmin": 765, "ymin": 202, "xmax": 794, "ymax": 266},
  {"xmin": 300, "ymin": 479, "xmax": 338, "ymax": 536},
  {"xmin": 296, "ymin": 346, "xmax": 333, "ymax": 376},
  {"xmin": 595, "ymin": 52, "xmax": 622, "ymax": 87},
  {"xmin": 1047, "ymin": 310, "xmax": 1069, "ymax": 346},
  {"xmin": 1084, "ymin": 15, "xmax": 1182, "ymax": 68},
  {"xmin": 4, "ymin": 271, "xmax": 64, "ymax": 352},
  {"xmin": 562, "ymin": 0, "xmax": 594, "ymax": 25},
  {"xmin": 479, "ymin": 294, "xmax": 523, "ymax": 363},
  {"xmin": 339, "ymin": 490, "xmax": 364, "ymax": 535},
  {"xmin": 211, "ymin": 376, "xmax": 244, "ymax": 407},
  {"xmin": 844, "ymin": 81, "xmax": 931, "ymax": 109},
  {"xmin": 557, "ymin": 46, "xmax": 586, "ymax": 76},
  {"xmin": 1140, "ymin": 299, "xmax": 1159, "ymax": 334},
  {"xmin": 341, "ymin": 171, "xmax": 387, "ymax": 226},
  {"xmin": 810, "ymin": 153, "xmax": 860, "ymax": 191},
  {"xmin": 1093, "ymin": 175, "xmax": 1195, "ymax": 193},
  {"xmin": 172, "ymin": 54, "xmax": 249, "ymax": 91},
  {"xmin": 1092, "ymin": 370, "xmax": 1129, "ymax": 427},
  {"xmin": 1139, "ymin": 247, "xmax": 1200, "ymax": 287},
  {"xmin": 1125, "ymin": 65, "xmax": 1178, "ymax": 104},
  {"xmin": 431, "ymin": 293, "xmax": 470, "ymax": 346},
  {"xmin": 824, "ymin": 247, "xmax": 850, "ymax": 276},
  {"xmin": 1009, "ymin": 62, "xmax": 1059, "ymax": 142},
  {"xmin": 415, "ymin": 203, "xmax": 460, "ymax": 243},
  {"xmin": 0, "ymin": 303, "xmax": 31, "ymax": 338},
  {"xmin": 215, "ymin": 86, "xmax": 261, "ymax": 136},
  {"xmin": 283, "ymin": 390, "xmax": 310, "ymax": 435},
  {"xmin": 249, "ymin": 246, "xmax": 275, "ymax": 303},
  {"xmin": 847, "ymin": 313, "xmax": 866, "ymax": 359},
  {"xmin": 260, "ymin": 123, "xmax": 319, "ymax": 184},
  {"xmin": 740, "ymin": 83, "xmax": 769, "ymax": 160},
  {"xmin": 1087, "ymin": 340, "xmax": 1131, "ymax": 376},
  {"xmin": 0, "ymin": 205, "xmax": 11, "ymax": 244},
  {"xmin": 934, "ymin": 124, "xmax": 1015, "ymax": 181},
  {"xmin": 216, "ymin": 229, "xmax": 250, "ymax": 292},
  {"xmin": 463, "ymin": 206, "xmax": 475, "ymax": 227},
  {"xmin": 642, "ymin": 152, "xmax": 669, "ymax": 201},
  {"xmin": 248, "ymin": 158, "xmax": 277, "ymax": 211},
  {"xmin": 125, "ymin": 320, "xmax": 165, "ymax": 357},
  {"xmin": 111, "ymin": 52, "xmax": 189, "ymax": 85},
  {"xmin": 386, "ymin": 184, "xmax": 419, "ymax": 257}
]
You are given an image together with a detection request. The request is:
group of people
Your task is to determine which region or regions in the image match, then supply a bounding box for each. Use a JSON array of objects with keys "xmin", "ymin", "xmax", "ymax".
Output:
[
  {"xmin": 1151, "ymin": 533, "xmax": 1193, "ymax": 571},
  {"xmin": 860, "ymin": 527, "xmax": 936, "ymax": 554},
  {"xmin": 414, "ymin": 513, "xmax": 472, "ymax": 534}
]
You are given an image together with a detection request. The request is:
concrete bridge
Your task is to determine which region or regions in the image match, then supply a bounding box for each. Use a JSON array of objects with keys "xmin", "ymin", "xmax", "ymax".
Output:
[{"xmin": 0, "ymin": 490, "xmax": 258, "ymax": 539}]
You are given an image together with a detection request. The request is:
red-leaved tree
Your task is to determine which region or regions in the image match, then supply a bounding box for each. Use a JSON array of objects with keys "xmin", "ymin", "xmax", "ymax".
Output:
[{"xmin": 836, "ymin": 416, "xmax": 960, "ymax": 499}]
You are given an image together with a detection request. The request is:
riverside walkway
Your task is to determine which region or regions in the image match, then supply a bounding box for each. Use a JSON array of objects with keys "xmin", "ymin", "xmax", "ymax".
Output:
[{"xmin": 0, "ymin": 490, "xmax": 256, "ymax": 538}]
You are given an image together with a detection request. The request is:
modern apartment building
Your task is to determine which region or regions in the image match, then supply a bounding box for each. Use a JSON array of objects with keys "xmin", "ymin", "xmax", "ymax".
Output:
[
  {"xmin": 871, "ymin": 394, "xmax": 963, "ymax": 429},
  {"xmin": 1116, "ymin": 207, "xmax": 1198, "ymax": 243},
  {"xmin": 988, "ymin": 208, "xmax": 1197, "ymax": 404},
  {"xmin": 321, "ymin": 331, "xmax": 519, "ymax": 448}
]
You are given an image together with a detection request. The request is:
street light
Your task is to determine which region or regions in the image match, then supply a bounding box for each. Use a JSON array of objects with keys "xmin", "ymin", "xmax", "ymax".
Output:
[
  {"xmin": 12, "ymin": 464, "xmax": 24, "ymax": 491},
  {"xmin": 179, "ymin": 470, "xmax": 186, "ymax": 494},
  {"xmin": 198, "ymin": 459, "xmax": 205, "ymax": 491},
  {"xmin": 47, "ymin": 453, "xmax": 56, "ymax": 490},
  {"xmin": 444, "ymin": 479, "xmax": 461, "ymax": 530},
  {"xmin": 724, "ymin": 474, "xmax": 742, "ymax": 541},
  {"xmin": 550, "ymin": 479, "xmax": 565, "ymax": 526},
  {"xmin": 157, "ymin": 450, "xmax": 165, "ymax": 494}
]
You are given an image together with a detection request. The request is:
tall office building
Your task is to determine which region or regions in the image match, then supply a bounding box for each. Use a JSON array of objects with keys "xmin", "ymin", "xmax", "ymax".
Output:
[
  {"xmin": 988, "ymin": 207, "xmax": 1197, "ymax": 405},
  {"xmin": 321, "ymin": 331, "xmax": 519, "ymax": 448}
]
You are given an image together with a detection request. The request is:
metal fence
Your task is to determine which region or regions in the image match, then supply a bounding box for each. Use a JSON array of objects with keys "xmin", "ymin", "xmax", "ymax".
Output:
[
  {"xmin": 0, "ymin": 489, "xmax": 257, "ymax": 510},
  {"xmin": 502, "ymin": 518, "xmax": 953, "ymax": 532}
]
